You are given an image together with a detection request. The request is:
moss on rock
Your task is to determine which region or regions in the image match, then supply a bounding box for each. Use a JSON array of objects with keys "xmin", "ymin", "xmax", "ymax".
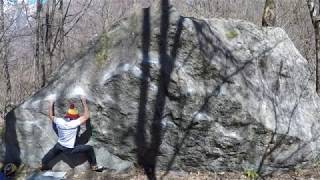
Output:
[
  {"xmin": 225, "ymin": 30, "xmax": 238, "ymax": 39},
  {"xmin": 95, "ymin": 32, "xmax": 110, "ymax": 66}
]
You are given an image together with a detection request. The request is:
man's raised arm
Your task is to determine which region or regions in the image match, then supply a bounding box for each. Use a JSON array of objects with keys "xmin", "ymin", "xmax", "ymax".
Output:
[
  {"xmin": 78, "ymin": 96, "xmax": 89, "ymax": 124},
  {"xmin": 48, "ymin": 100, "xmax": 54, "ymax": 121}
]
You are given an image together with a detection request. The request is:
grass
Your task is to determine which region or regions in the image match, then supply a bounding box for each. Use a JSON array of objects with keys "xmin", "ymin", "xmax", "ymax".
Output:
[{"xmin": 243, "ymin": 169, "xmax": 258, "ymax": 180}]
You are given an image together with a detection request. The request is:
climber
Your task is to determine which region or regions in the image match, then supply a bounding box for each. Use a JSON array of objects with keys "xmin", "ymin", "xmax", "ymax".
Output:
[
  {"xmin": 52, "ymin": 103, "xmax": 80, "ymax": 136},
  {"xmin": 39, "ymin": 96, "xmax": 103, "ymax": 171}
]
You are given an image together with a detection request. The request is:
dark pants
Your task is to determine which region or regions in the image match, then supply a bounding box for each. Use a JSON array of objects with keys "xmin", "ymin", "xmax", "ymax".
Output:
[{"xmin": 41, "ymin": 143, "xmax": 97, "ymax": 169}]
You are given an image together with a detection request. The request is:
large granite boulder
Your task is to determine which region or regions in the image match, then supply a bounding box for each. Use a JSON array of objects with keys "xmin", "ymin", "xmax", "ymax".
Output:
[{"xmin": 2, "ymin": 5, "xmax": 320, "ymax": 174}]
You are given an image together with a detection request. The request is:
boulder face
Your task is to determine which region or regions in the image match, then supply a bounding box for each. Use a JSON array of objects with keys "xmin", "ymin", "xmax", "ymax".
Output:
[{"xmin": 3, "ymin": 6, "xmax": 320, "ymax": 173}]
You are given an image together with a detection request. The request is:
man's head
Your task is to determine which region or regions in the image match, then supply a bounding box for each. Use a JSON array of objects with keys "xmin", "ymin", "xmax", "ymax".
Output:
[{"xmin": 64, "ymin": 103, "xmax": 80, "ymax": 120}]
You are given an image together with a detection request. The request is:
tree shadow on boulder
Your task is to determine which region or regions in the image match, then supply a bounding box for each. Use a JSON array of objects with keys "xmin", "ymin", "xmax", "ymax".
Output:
[
  {"xmin": 136, "ymin": 1, "xmax": 185, "ymax": 179},
  {"xmin": 4, "ymin": 110, "xmax": 21, "ymax": 167}
]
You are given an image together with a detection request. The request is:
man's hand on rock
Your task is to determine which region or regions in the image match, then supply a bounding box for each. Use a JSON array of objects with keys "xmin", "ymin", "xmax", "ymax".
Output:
[
  {"xmin": 80, "ymin": 96, "xmax": 86, "ymax": 102},
  {"xmin": 45, "ymin": 94, "xmax": 57, "ymax": 102}
]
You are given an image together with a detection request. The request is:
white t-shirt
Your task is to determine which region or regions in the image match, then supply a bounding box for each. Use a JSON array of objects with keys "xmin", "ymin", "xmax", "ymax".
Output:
[{"xmin": 53, "ymin": 117, "xmax": 81, "ymax": 148}]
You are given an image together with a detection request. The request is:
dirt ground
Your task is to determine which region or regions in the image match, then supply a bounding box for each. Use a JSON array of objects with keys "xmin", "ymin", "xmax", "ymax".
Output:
[
  {"xmin": 13, "ymin": 164, "xmax": 320, "ymax": 180},
  {"xmin": 62, "ymin": 166, "xmax": 320, "ymax": 180}
]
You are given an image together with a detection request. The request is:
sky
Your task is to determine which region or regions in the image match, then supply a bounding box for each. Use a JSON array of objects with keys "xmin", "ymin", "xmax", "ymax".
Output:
[{"xmin": 7, "ymin": 0, "xmax": 47, "ymax": 5}]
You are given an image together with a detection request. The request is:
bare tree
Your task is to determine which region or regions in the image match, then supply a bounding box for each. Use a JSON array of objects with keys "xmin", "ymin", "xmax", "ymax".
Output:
[
  {"xmin": 58, "ymin": 0, "xmax": 64, "ymax": 62},
  {"xmin": 0, "ymin": 0, "xmax": 12, "ymax": 116},
  {"xmin": 44, "ymin": 0, "xmax": 54, "ymax": 74},
  {"xmin": 35, "ymin": 0, "xmax": 44, "ymax": 87},
  {"xmin": 306, "ymin": 0, "xmax": 320, "ymax": 94}
]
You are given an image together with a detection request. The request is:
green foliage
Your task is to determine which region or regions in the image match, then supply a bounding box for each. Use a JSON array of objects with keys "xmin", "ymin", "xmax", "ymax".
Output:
[
  {"xmin": 244, "ymin": 169, "xmax": 258, "ymax": 180},
  {"xmin": 95, "ymin": 33, "xmax": 109, "ymax": 67},
  {"xmin": 225, "ymin": 30, "xmax": 238, "ymax": 39}
]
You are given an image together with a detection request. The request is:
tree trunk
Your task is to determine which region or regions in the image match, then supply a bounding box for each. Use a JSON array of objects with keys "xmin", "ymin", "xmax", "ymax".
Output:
[
  {"xmin": 45, "ymin": 0, "xmax": 53, "ymax": 75},
  {"xmin": 307, "ymin": 0, "xmax": 320, "ymax": 94},
  {"xmin": 35, "ymin": 0, "xmax": 42, "ymax": 87},
  {"xmin": 58, "ymin": 0, "xmax": 64, "ymax": 63},
  {"xmin": 0, "ymin": 0, "xmax": 12, "ymax": 115},
  {"xmin": 262, "ymin": 0, "xmax": 276, "ymax": 27},
  {"xmin": 315, "ymin": 22, "xmax": 320, "ymax": 93}
]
